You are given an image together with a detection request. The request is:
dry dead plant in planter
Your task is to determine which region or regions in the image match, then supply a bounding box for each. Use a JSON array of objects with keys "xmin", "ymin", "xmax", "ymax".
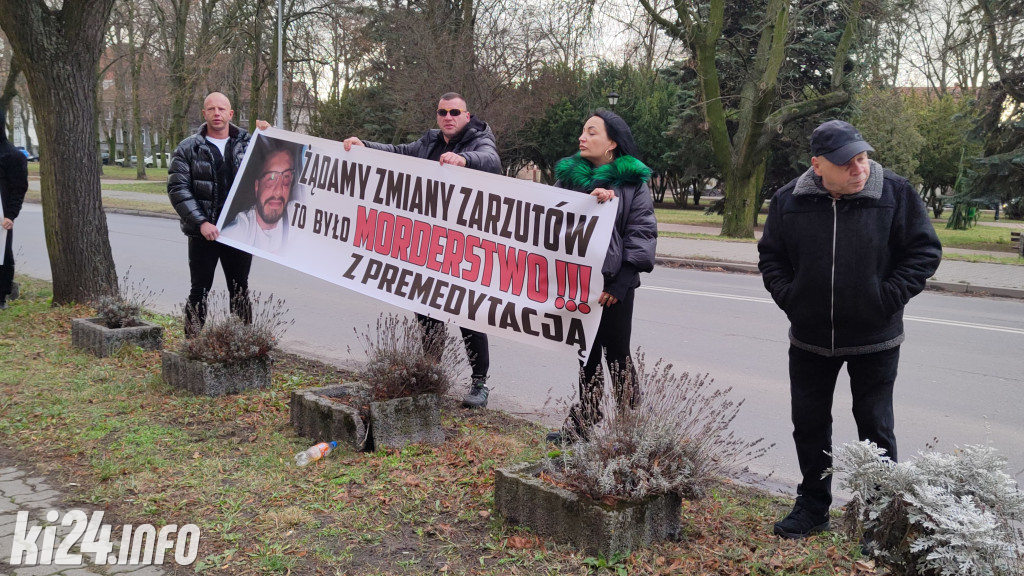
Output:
[
  {"xmin": 92, "ymin": 268, "xmax": 160, "ymax": 328},
  {"xmin": 180, "ymin": 291, "xmax": 293, "ymax": 364},
  {"xmin": 73, "ymin": 268, "xmax": 165, "ymax": 358},
  {"xmin": 546, "ymin": 352, "xmax": 771, "ymax": 502},
  {"xmin": 352, "ymin": 314, "xmax": 469, "ymax": 402}
]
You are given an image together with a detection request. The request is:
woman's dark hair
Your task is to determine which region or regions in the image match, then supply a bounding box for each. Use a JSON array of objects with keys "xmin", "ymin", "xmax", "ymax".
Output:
[{"xmin": 591, "ymin": 109, "xmax": 641, "ymax": 162}]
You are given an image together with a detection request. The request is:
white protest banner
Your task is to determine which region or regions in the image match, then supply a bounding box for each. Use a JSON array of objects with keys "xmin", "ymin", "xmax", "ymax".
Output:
[{"xmin": 216, "ymin": 128, "xmax": 617, "ymax": 361}]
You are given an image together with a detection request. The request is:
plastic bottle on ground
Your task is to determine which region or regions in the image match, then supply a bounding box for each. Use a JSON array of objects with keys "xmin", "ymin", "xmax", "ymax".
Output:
[{"xmin": 294, "ymin": 441, "xmax": 337, "ymax": 467}]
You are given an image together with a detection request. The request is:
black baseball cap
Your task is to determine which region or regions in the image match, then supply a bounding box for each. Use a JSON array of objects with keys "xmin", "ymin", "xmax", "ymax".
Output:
[{"xmin": 810, "ymin": 120, "xmax": 874, "ymax": 165}]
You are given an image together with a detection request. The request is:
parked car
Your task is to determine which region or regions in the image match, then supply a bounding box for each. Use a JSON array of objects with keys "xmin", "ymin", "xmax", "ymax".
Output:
[
  {"xmin": 116, "ymin": 155, "xmax": 138, "ymax": 167},
  {"xmin": 15, "ymin": 146, "xmax": 38, "ymax": 161},
  {"xmin": 145, "ymin": 152, "xmax": 171, "ymax": 168}
]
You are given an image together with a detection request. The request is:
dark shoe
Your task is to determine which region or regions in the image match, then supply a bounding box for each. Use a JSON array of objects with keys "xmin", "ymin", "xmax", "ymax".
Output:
[
  {"xmin": 462, "ymin": 378, "xmax": 489, "ymax": 408},
  {"xmin": 774, "ymin": 505, "xmax": 830, "ymax": 539}
]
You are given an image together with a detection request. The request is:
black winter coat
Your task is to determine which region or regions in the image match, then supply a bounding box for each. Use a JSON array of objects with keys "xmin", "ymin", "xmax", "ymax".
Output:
[
  {"xmin": 553, "ymin": 155, "xmax": 658, "ymax": 300},
  {"xmin": 167, "ymin": 123, "xmax": 250, "ymax": 236},
  {"xmin": 364, "ymin": 116, "xmax": 502, "ymax": 175},
  {"xmin": 0, "ymin": 141, "xmax": 28, "ymax": 221},
  {"xmin": 758, "ymin": 161, "xmax": 942, "ymax": 356}
]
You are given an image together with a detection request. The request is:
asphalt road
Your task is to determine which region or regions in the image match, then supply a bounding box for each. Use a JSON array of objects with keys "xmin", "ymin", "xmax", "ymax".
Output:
[{"xmin": 11, "ymin": 204, "xmax": 1024, "ymax": 496}]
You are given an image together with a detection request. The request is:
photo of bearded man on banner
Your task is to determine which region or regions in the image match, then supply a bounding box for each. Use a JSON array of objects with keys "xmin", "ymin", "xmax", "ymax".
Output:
[{"xmin": 222, "ymin": 135, "xmax": 305, "ymax": 255}]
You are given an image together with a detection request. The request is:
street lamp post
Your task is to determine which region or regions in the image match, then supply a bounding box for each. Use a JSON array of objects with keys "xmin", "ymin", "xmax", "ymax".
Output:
[{"xmin": 607, "ymin": 91, "xmax": 619, "ymax": 108}]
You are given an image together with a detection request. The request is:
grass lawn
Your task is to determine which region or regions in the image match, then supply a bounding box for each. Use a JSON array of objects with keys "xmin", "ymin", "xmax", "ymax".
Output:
[
  {"xmin": 28, "ymin": 162, "xmax": 169, "ymax": 181},
  {"xmin": 101, "ymin": 181, "xmax": 169, "ymax": 195},
  {"xmin": 932, "ymin": 223, "xmax": 1019, "ymax": 251},
  {"xmin": 0, "ymin": 277, "xmax": 869, "ymax": 575},
  {"xmin": 654, "ymin": 204, "xmax": 726, "ymax": 227},
  {"xmin": 23, "ymin": 188, "xmax": 177, "ymax": 217}
]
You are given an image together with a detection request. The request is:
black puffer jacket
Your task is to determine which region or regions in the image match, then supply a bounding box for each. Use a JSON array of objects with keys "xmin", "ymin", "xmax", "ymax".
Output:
[
  {"xmin": 364, "ymin": 116, "xmax": 502, "ymax": 175},
  {"xmin": 758, "ymin": 161, "xmax": 942, "ymax": 356},
  {"xmin": 0, "ymin": 140, "xmax": 28, "ymax": 221},
  {"xmin": 554, "ymin": 154, "xmax": 658, "ymax": 300},
  {"xmin": 167, "ymin": 123, "xmax": 249, "ymax": 236}
]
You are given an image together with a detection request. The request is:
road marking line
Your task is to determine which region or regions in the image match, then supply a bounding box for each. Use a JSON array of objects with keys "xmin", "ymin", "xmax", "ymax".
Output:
[
  {"xmin": 642, "ymin": 285, "xmax": 1024, "ymax": 335},
  {"xmin": 905, "ymin": 316, "xmax": 1024, "ymax": 335},
  {"xmin": 641, "ymin": 285, "xmax": 773, "ymax": 303}
]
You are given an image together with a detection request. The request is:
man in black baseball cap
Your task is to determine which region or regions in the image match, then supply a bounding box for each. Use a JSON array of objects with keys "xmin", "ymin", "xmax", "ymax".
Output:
[
  {"xmin": 811, "ymin": 120, "xmax": 875, "ymax": 164},
  {"xmin": 756, "ymin": 119, "xmax": 942, "ymax": 540}
]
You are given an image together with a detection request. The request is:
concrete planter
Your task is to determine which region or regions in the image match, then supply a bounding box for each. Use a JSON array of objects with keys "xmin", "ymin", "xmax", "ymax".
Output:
[
  {"xmin": 71, "ymin": 317, "xmax": 164, "ymax": 357},
  {"xmin": 290, "ymin": 384, "xmax": 443, "ymax": 452},
  {"xmin": 494, "ymin": 461, "xmax": 682, "ymax": 557},
  {"xmin": 290, "ymin": 384, "xmax": 370, "ymax": 452},
  {"xmin": 161, "ymin": 350, "xmax": 270, "ymax": 396},
  {"xmin": 368, "ymin": 393, "xmax": 444, "ymax": 451}
]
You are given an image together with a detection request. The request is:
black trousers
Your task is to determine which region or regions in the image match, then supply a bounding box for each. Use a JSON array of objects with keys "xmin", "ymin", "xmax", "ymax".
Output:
[
  {"xmin": 0, "ymin": 228, "xmax": 13, "ymax": 301},
  {"xmin": 185, "ymin": 237, "xmax": 253, "ymax": 336},
  {"xmin": 789, "ymin": 345, "xmax": 900, "ymax": 515},
  {"xmin": 417, "ymin": 314, "xmax": 489, "ymax": 380},
  {"xmin": 564, "ymin": 287, "xmax": 639, "ymax": 437}
]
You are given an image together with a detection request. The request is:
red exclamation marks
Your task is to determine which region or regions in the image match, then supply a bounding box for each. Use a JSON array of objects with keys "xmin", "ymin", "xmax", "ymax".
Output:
[
  {"xmin": 553, "ymin": 261, "xmax": 592, "ymax": 314},
  {"xmin": 555, "ymin": 260, "xmax": 567, "ymax": 310},
  {"xmin": 576, "ymin": 265, "xmax": 591, "ymax": 313}
]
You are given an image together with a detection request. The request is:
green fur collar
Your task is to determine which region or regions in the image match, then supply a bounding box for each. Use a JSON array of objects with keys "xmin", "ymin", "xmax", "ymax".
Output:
[{"xmin": 554, "ymin": 154, "xmax": 651, "ymax": 191}]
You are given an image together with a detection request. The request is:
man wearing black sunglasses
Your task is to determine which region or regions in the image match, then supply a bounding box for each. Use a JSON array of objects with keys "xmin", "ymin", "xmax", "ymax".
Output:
[{"xmin": 342, "ymin": 92, "xmax": 502, "ymax": 409}]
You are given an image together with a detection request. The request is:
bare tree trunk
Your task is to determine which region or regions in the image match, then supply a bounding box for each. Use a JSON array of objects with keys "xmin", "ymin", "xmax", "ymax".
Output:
[
  {"xmin": 1, "ymin": 59, "xmax": 18, "ymax": 139},
  {"xmin": 164, "ymin": 0, "xmax": 191, "ymax": 146},
  {"xmin": 0, "ymin": 0, "xmax": 119, "ymax": 303},
  {"xmin": 126, "ymin": 0, "xmax": 148, "ymax": 180},
  {"xmin": 158, "ymin": 0, "xmax": 224, "ymax": 146},
  {"xmin": 18, "ymin": 98, "xmax": 33, "ymax": 152},
  {"xmin": 640, "ymin": 0, "xmax": 858, "ymax": 237}
]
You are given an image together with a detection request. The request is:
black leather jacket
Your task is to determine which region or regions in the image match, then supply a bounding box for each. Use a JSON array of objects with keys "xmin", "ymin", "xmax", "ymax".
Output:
[
  {"xmin": 758, "ymin": 161, "xmax": 942, "ymax": 356},
  {"xmin": 167, "ymin": 123, "xmax": 249, "ymax": 236},
  {"xmin": 364, "ymin": 116, "xmax": 502, "ymax": 175}
]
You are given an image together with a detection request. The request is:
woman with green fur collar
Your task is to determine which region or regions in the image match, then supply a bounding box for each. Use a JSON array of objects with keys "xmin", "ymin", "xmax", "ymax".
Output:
[{"xmin": 546, "ymin": 110, "xmax": 658, "ymax": 444}]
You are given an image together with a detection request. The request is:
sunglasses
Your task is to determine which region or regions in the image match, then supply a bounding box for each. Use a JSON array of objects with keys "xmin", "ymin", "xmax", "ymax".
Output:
[{"xmin": 437, "ymin": 108, "xmax": 465, "ymax": 117}]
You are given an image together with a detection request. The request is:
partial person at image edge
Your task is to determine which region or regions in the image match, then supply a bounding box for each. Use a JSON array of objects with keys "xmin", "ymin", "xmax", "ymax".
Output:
[
  {"xmin": 757, "ymin": 119, "xmax": 942, "ymax": 540},
  {"xmin": 0, "ymin": 106, "xmax": 29, "ymax": 311}
]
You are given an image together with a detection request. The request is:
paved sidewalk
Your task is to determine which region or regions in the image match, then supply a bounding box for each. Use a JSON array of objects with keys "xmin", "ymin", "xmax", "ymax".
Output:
[
  {"xmin": 657, "ymin": 223, "xmax": 1024, "ymax": 299},
  {"xmin": 0, "ymin": 467, "xmax": 167, "ymax": 576}
]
